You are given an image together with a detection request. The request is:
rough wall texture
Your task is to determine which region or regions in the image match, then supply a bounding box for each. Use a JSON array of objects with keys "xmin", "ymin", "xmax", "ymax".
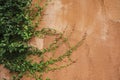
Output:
[
  {"xmin": 43, "ymin": 0, "xmax": 120, "ymax": 80},
  {"xmin": 0, "ymin": 0, "xmax": 120, "ymax": 80}
]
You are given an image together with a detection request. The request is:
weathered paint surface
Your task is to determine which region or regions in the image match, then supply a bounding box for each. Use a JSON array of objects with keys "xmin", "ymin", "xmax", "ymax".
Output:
[
  {"xmin": 0, "ymin": 0, "xmax": 120, "ymax": 80},
  {"xmin": 43, "ymin": 0, "xmax": 120, "ymax": 80}
]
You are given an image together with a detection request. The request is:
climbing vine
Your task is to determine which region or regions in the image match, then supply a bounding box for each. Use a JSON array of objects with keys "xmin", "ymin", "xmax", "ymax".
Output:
[{"xmin": 0, "ymin": 0, "xmax": 86, "ymax": 80}]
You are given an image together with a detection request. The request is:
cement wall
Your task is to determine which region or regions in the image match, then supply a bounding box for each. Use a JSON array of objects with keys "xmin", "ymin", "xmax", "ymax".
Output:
[
  {"xmin": 0, "ymin": 0, "xmax": 120, "ymax": 80},
  {"xmin": 43, "ymin": 0, "xmax": 120, "ymax": 80}
]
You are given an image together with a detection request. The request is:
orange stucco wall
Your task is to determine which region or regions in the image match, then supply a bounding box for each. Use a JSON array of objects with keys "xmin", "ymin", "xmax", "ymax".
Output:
[{"xmin": 0, "ymin": 0, "xmax": 120, "ymax": 80}]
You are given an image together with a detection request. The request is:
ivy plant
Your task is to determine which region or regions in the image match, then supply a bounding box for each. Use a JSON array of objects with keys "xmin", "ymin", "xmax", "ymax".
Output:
[{"xmin": 0, "ymin": 0, "xmax": 86, "ymax": 80}]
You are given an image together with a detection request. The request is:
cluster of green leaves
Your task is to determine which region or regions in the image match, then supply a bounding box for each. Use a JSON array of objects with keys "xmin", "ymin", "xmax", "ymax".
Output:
[
  {"xmin": 0, "ymin": 0, "xmax": 33, "ymax": 62},
  {"xmin": 0, "ymin": 0, "xmax": 43, "ymax": 79},
  {"xmin": 0, "ymin": 0, "xmax": 85, "ymax": 80}
]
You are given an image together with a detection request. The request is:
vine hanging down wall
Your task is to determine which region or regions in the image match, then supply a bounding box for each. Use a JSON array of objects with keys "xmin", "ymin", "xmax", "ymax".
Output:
[{"xmin": 0, "ymin": 0, "xmax": 86, "ymax": 80}]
